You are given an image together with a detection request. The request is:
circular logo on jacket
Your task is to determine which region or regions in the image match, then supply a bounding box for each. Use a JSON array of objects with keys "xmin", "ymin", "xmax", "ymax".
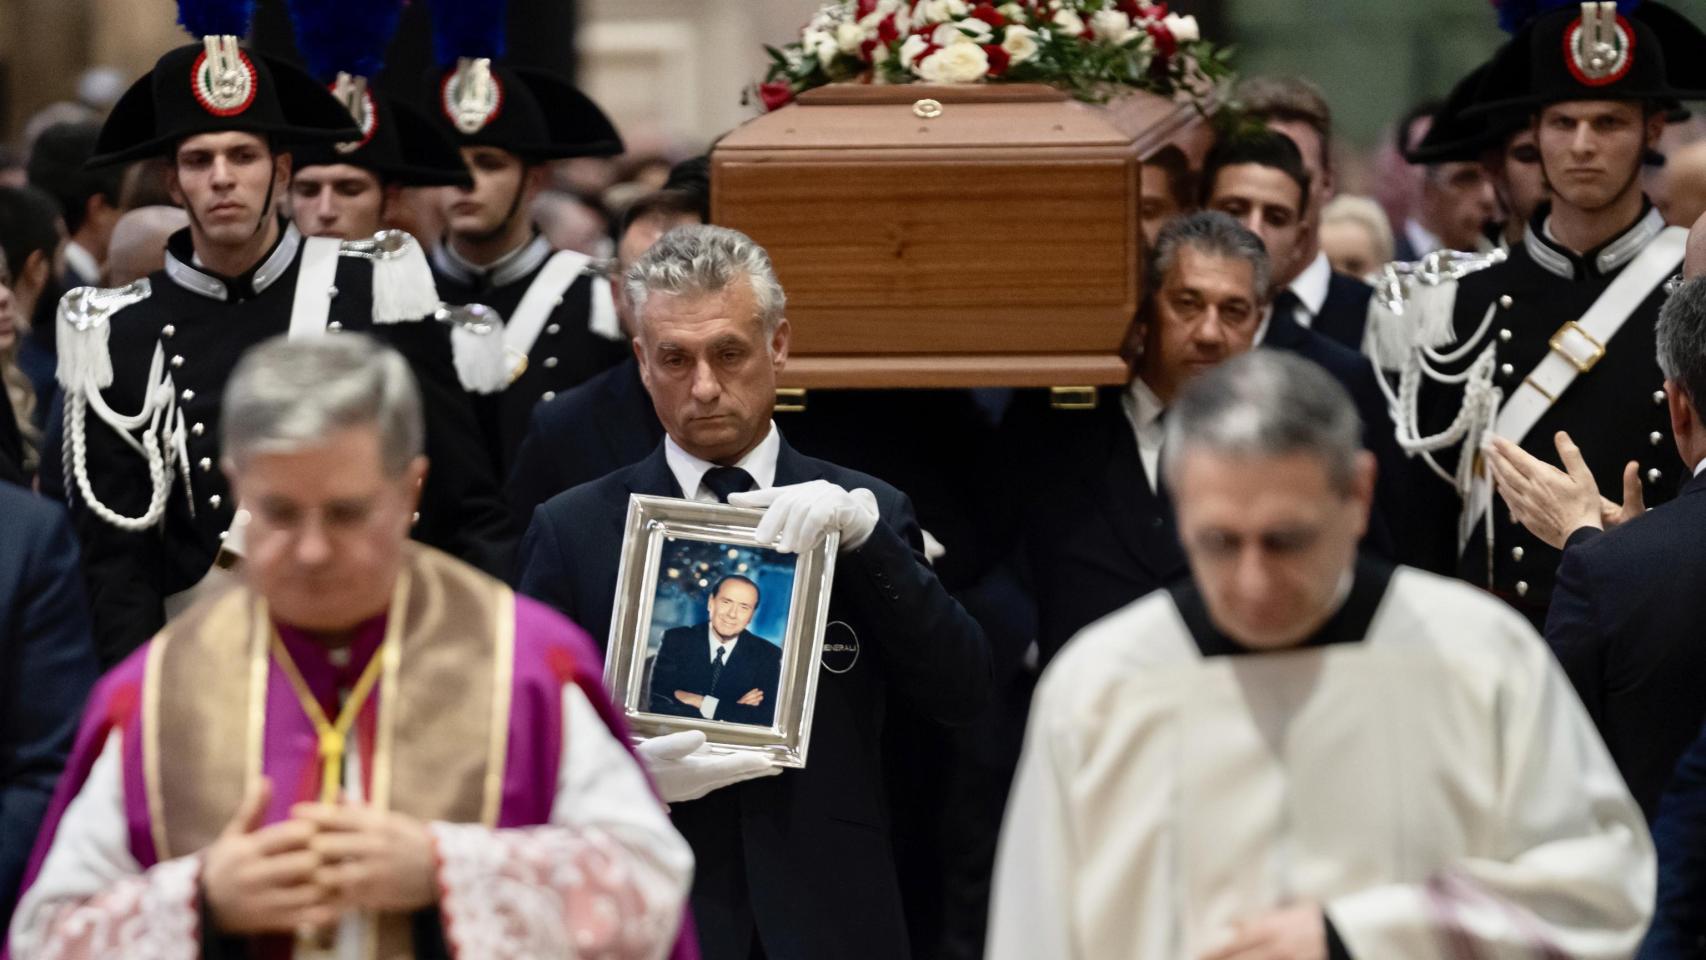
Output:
[
  {"xmin": 334, "ymin": 87, "xmax": 379, "ymax": 155},
  {"xmin": 441, "ymin": 63, "xmax": 504, "ymax": 135},
  {"xmin": 821, "ymin": 621, "xmax": 860, "ymax": 674},
  {"xmin": 1565, "ymin": 11, "xmax": 1635, "ymax": 87},
  {"xmin": 190, "ymin": 49, "xmax": 258, "ymax": 117}
]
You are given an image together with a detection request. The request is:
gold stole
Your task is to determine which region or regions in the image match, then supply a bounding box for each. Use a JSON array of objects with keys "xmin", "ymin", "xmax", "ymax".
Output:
[{"xmin": 142, "ymin": 544, "xmax": 517, "ymax": 958}]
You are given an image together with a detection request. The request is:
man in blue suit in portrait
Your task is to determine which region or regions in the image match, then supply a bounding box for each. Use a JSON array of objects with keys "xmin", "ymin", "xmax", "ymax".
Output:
[{"xmin": 650, "ymin": 575, "xmax": 781, "ymax": 727}]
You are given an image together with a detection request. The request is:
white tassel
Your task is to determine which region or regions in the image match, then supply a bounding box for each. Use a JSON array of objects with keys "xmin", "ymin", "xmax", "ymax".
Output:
[
  {"xmin": 56, "ymin": 290, "xmax": 115, "ymax": 392},
  {"xmin": 1413, "ymin": 278, "xmax": 1463, "ymax": 350},
  {"xmin": 370, "ymin": 233, "xmax": 440, "ymax": 324},
  {"xmin": 450, "ymin": 322, "xmax": 511, "ymax": 394}
]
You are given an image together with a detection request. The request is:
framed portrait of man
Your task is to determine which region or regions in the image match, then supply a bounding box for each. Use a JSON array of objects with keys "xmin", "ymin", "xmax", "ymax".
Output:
[{"xmin": 605, "ymin": 495, "xmax": 838, "ymax": 767}]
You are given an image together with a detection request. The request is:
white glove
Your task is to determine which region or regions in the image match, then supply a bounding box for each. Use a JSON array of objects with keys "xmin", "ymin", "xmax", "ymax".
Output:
[
  {"xmin": 635, "ymin": 730, "xmax": 780, "ymax": 804},
  {"xmin": 728, "ymin": 480, "xmax": 880, "ymax": 554}
]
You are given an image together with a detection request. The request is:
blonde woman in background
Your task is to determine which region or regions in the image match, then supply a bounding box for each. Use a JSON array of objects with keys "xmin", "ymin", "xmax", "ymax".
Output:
[
  {"xmin": 0, "ymin": 185, "xmax": 68, "ymax": 484},
  {"xmin": 1319, "ymin": 195, "xmax": 1395, "ymax": 281}
]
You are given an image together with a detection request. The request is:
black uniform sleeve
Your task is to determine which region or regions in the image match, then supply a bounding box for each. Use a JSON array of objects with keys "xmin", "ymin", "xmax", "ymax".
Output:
[{"xmin": 369, "ymin": 320, "xmax": 517, "ymax": 576}]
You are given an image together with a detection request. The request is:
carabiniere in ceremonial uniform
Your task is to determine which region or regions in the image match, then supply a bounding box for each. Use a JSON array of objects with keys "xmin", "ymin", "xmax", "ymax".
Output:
[
  {"xmin": 1376, "ymin": 2, "xmax": 1706, "ymax": 625},
  {"xmin": 58, "ymin": 30, "xmax": 511, "ymax": 665},
  {"xmin": 425, "ymin": 53, "xmax": 630, "ymax": 475}
]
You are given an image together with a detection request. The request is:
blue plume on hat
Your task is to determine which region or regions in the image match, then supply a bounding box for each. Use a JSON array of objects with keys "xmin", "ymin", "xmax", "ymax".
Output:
[
  {"xmin": 177, "ymin": 0, "xmax": 258, "ymax": 39},
  {"xmin": 427, "ymin": 0, "xmax": 508, "ymax": 67},
  {"xmin": 1490, "ymin": 0, "xmax": 1641, "ymax": 34},
  {"xmin": 287, "ymin": 0, "xmax": 407, "ymax": 81}
]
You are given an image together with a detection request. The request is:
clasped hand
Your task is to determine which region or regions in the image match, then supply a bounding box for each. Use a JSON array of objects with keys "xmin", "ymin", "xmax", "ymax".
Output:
[{"xmin": 201, "ymin": 778, "xmax": 439, "ymax": 936}]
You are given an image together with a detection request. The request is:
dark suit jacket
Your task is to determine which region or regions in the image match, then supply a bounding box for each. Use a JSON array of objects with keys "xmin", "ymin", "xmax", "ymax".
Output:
[
  {"xmin": 506, "ymin": 357, "xmax": 662, "ymax": 527},
  {"xmin": 1641, "ymin": 717, "xmax": 1706, "ymax": 959},
  {"xmin": 650, "ymin": 624, "xmax": 781, "ymax": 727},
  {"xmin": 1310, "ymin": 271, "xmax": 1376, "ymax": 353},
  {"xmin": 1263, "ymin": 307, "xmax": 1404, "ymax": 559},
  {"xmin": 0, "ymin": 486, "xmax": 98, "ymax": 929},
  {"xmin": 1011, "ymin": 388, "xmax": 1185, "ymax": 662},
  {"xmin": 1545, "ymin": 471, "xmax": 1706, "ymax": 819},
  {"xmin": 516, "ymin": 437, "xmax": 990, "ymax": 960}
]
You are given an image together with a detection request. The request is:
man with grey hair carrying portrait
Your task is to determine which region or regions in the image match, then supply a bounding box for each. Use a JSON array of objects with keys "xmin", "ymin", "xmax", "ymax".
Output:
[
  {"xmin": 11, "ymin": 335, "xmax": 694, "ymax": 959},
  {"xmin": 989, "ymin": 350, "xmax": 1652, "ymax": 960},
  {"xmin": 517, "ymin": 223, "xmax": 990, "ymax": 960}
]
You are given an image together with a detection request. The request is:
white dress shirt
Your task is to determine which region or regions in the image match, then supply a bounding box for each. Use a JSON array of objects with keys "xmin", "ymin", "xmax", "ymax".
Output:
[
  {"xmin": 664, "ymin": 422, "xmax": 782, "ymax": 503},
  {"xmin": 64, "ymin": 241, "xmax": 100, "ymax": 285},
  {"xmin": 1404, "ymin": 218, "xmax": 1442, "ymax": 259},
  {"xmin": 1287, "ymin": 250, "xmax": 1332, "ymax": 328},
  {"xmin": 1120, "ymin": 378, "xmax": 1167, "ymax": 494},
  {"xmin": 696, "ymin": 626, "xmax": 743, "ymax": 719}
]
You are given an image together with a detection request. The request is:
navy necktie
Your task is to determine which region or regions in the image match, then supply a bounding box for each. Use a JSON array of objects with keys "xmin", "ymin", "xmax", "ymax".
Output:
[
  {"xmin": 710, "ymin": 645, "xmax": 727, "ymax": 691},
  {"xmin": 1271, "ymin": 289, "xmax": 1303, "ymax": 323},
  {"xmin": 702, "ymin": 466, "xmax": 756, "ymax": 503}
]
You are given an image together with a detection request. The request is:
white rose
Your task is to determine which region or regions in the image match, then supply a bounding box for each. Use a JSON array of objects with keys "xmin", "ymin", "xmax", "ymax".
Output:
[
  {"xmin": 918, "ymin": 0, "xmax": 969, "ymax": 24},
  {"xmin": 900, "ymin": 33, "xmax": 931, "ymax": 67},
  {"xmin": 1051, "ymin": 8, "xmax": 1085, "ymax": 36},
  {"xmin": 936, "ymin": 18, "xmax": 991, "ymax": 45},
  {"xmin": 1162, "ymin": 13, "xmax": 1199, "ymax": 43},
  {"xmin": 1002, "ymin": 24, "xmax": 1040, "ymax": 65},
  {"xmin": 1090, "ymin": 9, "xmax": 1137, "ymax": 44},
  {"xmin": 998, "ymin": 2, "xmax": 1026, "ymax": 20},
  {"xmin": 837, "ymin": 21, "xmax": 869, "ymax": 54},
  {"xmin": 812, "ymin": 30, "xmax": 842, "ymax": 68},
  {"xmin": 917, "ymin": 41, "xmax": 991, "ymax": 82}
]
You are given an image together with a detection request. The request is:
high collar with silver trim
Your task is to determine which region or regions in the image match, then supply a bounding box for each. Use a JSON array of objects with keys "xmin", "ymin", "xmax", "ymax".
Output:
[
  {"xmin": 432, "ymin": 234, "xmax": 552, "ymax": 289},
  {"xmin": 163, "ymin": 223, "xmax": 304, "ymax": 302},
  {"xmin": 1525, "ymin": 205, "xmax": 1666, "ymax": 281}
]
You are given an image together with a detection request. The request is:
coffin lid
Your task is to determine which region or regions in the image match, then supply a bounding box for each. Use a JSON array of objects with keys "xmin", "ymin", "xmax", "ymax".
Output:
[{"xmin": 719, "ymin": 83, "xmax": 1201, "ymax": 158}]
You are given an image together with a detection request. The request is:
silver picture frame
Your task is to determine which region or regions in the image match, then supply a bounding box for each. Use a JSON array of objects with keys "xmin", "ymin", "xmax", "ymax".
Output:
[{"xmin": 604, "ymin": 494, "xmax": 839, "ymax": 768}]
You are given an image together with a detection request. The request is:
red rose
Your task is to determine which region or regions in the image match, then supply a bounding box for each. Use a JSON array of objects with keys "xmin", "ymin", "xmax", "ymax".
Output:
[
  {"xmin": 1141, "ymin": 3, "xmax": 1168, "ymax": 18},
  {"xmin": 983, "ymin": 43, "xmax": 1012, "ymax": 75},
  {"xmin": 969, "ymin": 3, "xmax": 1007, "ymax": 27},
  {"xmin": 857, "ymin": 0, "xmax": 879, "ymax": 16},
  {"xmin": 1116, "ymin": 0, "xmax": 1143, "ymax": 18},
  {"xmin": 877, "ymin": 13, "xmax": 901, "ymax": 42},
  {"xmin": 1147, "ymin": 21, "xmax": 1177, "ymax": 59},
  {"xmin": 759, "ymin": 81, "xmax": 794, "ymax": 112},
  {"xmin": 860, "ymin": 38, "xmax": 880, "ymax": 61}
]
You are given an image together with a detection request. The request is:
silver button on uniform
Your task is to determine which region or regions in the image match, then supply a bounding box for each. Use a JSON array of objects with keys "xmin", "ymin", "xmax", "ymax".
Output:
[
  {"xmin": 199, "ymin": 457, "xmax": 212, "ymax": 472},
  {"xmin": 1516, "ymin": 581, "xmax": 1529, "ymax": 597},
  {"xmin": 1500, "ymin": 363, "xmax": 1514, "ymax": 377},
  {"xmin": 209, "ymin": 494, "xmax": 222, "ymax": 509},
  {"xmin": 191, "ymin": 422, "xmax": 205, "ymax": 437},
  {"xmin": 1649, "ymin": 468, "xmax": 1663, "ymax": 484},
  {"xmin": 1656, "ymin": 390, "xmax": 1668, "ymax": 405},
  {"xmin": 543, "ymin": 356, "xmax": 559, "ymax": 368},
  {"xmin": 161, "ymin": 324, "xmax": 176, "ymax": 338},
  {"xmin": 541, "ymin": 391, "xmax": 556, "ymax": 402},
  {"xmin": 1499, "ymin": 329, "xmax": 1512, "ymax": 342},
  {"xmin": 171, "ymin": 355, "xmax": 185, "ymax": 368},
  {"xmin": 546, "ymin": 323, "xmax": 561, "ymax": 335},
  {"xmin": 181, "ymin": 389, "xmax": 195, "ymax": 403},
  {"xmin": 1499, "ymin": 295, "xmax": 1513, "ymax": 309},
  {"xmin": 1652, "ymin": 431, "xmax": 1665, "ymax": 445},
  {"xmin": 1512, "ymin": 546, "xmax": 1524, "ymax": 562}
]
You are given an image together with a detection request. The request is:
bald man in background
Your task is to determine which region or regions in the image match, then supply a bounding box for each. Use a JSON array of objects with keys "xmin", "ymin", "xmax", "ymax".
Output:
[
  {"xmin": 1656, "ymin": 141, "xmax": 1706, "ymax": 230},
  {"xmin": 102, "ymin": 205, "xmax": 187, "ymax": 286}
]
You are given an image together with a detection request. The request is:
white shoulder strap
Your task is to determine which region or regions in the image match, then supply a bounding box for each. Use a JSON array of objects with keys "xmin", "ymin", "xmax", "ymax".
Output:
[
  {"xmin": 503, "ymin": 250, "xmax": 594, "ymax": 364},
  {"xmin": 289, "ymin": 236, "xmax": 343, "ymax": 340},
  {"xmin": 1460, "ymin": 225, "xmax": 1685, "ymax": 549}
]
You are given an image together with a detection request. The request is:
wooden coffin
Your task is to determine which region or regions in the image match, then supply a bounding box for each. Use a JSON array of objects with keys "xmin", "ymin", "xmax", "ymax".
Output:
[{"xmin": 711, "ymin": 82, "xmax": 1212, "ymax": 389}]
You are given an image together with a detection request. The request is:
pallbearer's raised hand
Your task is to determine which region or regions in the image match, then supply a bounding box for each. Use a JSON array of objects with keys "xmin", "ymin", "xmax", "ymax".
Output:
[
  {"xmin": 203, "ymin": 777, "xmax": 337, "ymax": 935},
  {"xmin": 729, "ymin": 480, "xmax": 879, "ymax": 554}
]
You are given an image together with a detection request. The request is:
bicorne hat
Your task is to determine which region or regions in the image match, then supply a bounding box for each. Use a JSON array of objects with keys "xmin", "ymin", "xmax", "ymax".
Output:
[{"xmin": 89, "ymin": 0, "xmax": 359, "ymax": 167}]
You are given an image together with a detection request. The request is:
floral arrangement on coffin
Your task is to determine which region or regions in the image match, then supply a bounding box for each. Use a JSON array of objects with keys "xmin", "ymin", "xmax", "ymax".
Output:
[{"xmin": 757, "ymin": 0, "xmax": 1233, "ymax": 111}]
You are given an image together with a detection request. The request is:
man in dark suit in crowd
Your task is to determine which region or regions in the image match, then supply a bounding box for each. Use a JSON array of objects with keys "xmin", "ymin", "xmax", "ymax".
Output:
[
  {"xmin": 1236, "ymin": 75, "xmax": 1377, "ymax": 350},
  {"xmin": 650, "ymin": 575, "xmax": 781, "ymax": 726},
  {"xmin": 516, "ymin": 224, "xmax": 990, "ymax": 960},
  {"xmin": 1020, "ymin": 210, "xmax": 1399, "ymax": 663},
  {"xmin": 1642, "ymin": 717, "xmax": 1706, "ymax": 958},
  {"xmin": 1200, "ymin": 129, "xmax": 1406, "ymax": 556},
  {"xmin": 0, "ymin": 485, "xmax": 100, "ymax": 930},
  {"xmin": 1487, "ymin": 274, "xmax": 1706, "ymax": 820}
]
